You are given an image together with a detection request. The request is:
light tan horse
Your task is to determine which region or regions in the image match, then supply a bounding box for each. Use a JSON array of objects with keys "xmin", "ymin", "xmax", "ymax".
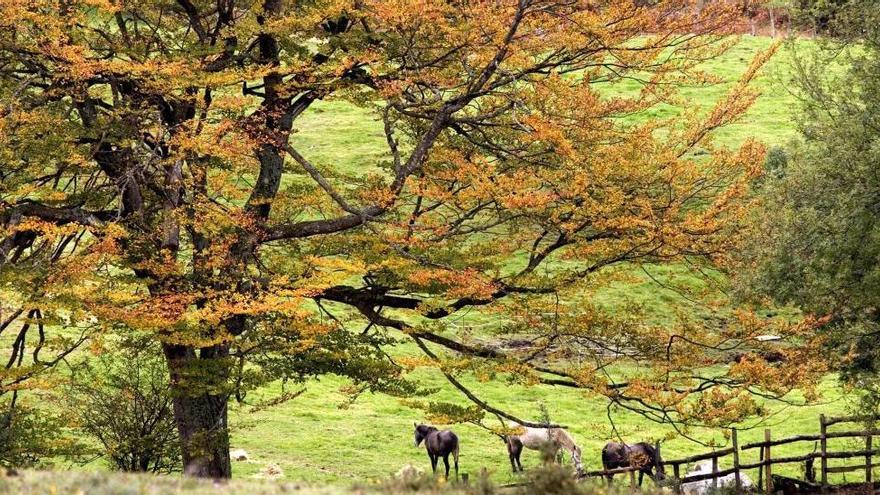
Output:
[{"xmin": 505, "ymin": 422, "xmax": 584, "ymax": 475}]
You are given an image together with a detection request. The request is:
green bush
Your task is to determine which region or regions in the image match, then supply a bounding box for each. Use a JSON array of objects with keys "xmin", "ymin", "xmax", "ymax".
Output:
[
  {"xmin": 0, "ymin": 400, "xmax": 72, "ymax": 469},
  {"xmin": 66, "ymin": 341, "xmax": 181, "ymax": 473},
  {"xmin": 763, "ymin": 146, "xmax": 789, "ymax": 180}
]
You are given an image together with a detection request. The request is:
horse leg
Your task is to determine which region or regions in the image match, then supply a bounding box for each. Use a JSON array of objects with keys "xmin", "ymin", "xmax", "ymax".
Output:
[
  {"xmin": 601, "ymin": 459, "xmax": 612, "ymax": 485},
  {"xmin": 453, "ymin": 446, "xmax": 460, "ymax": 479},
  {"xmin": 442, "ymin": 455, "xmax": 450, "ymax": 479},
  {"xmin": 506, "ymin": 439, "xmax": 518, "ymax": 472},
  {"xmin": 515, "ymin": 441, "xmax": 524, "ymax": 472},
  {"xmin": 430, "ymin": 454, "xmax": 438, "ymax": 474},
  {"xmin": 638, "ymin": 469, "xmax": 645, "ymax": 486},
  {"xmin": 508, "ymin": 438, "xmax": 524, "ymax": 472}
]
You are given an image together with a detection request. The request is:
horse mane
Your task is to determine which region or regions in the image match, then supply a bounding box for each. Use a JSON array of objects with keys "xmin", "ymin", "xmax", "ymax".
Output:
[
  {"xmin": 416, "ymin": 424, "xmax": 439, "ymax": 434},
  {"xmin": 551, "ymin": 427, "xmax": 578, "ymax": 450}
]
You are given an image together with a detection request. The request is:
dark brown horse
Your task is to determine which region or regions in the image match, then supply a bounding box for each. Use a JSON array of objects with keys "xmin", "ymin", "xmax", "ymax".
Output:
[
  {"xmin": 601, "ymin": 441, "xmax": 665, "ymax": 486},
  {"xmin": 414, "ymin": 423, "xmax": 460, "ymax": 479}
]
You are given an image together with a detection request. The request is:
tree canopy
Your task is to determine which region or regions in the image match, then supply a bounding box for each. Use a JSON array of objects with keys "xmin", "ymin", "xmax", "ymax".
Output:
[{"xmin": 0, "ymin": 0, "xmax": 821, "ymax": 477}]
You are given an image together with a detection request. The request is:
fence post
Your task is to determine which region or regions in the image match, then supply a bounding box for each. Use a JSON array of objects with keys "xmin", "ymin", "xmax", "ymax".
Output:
[
  {"xmin": 673, "ymin": 463, "xmax": 681, "ymax": 494},
  {"xmin": 757, "ymin": 438, "xmax": 767, "ymax": 490},
  {"xmin": 757, "ymin": 443, "xmax": 764, "ymax": 490},
  {"xmin": 732, "ymin": 428, "xmax": 742, "ymax": 494},
  {"xmin": 820, "ymin": 414, "xmax": 828, "ymax": 493},
  {"xmin": 655, "ymin": 442, "xmax": 662, "ymax": 483},
  {"xmin": 764, "ymin": 428, "xmax": 773, "ymax": 494},
  {"xmin": 867, "ymin": 434, "xmax": 873, "ymax": 485},
  {"xmin": 711, "ymin": 455, "xmax": 719, "ymax": 491}
]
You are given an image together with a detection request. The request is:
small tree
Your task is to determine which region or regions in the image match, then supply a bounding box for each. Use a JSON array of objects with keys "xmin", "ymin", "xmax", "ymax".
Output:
[
  {"xmin": 67, "ymin": 341, "xmax": 181, "ymax": 474},
  {"xmin": 766, "ymin": 0, "xmax": 796, "ymax": 37},
  {"xmin": 1, "ymin": 308, "xmax": 85, "ymax": 469},
  {"xmin": 737, "ymin": 1, "xmax": 880, "ymax": 411},
  {"xmin": 790, "ymin": 0, "xmax": 857, "ymax": 35},
  {"xmin": 0, "ymin": 400, "xmax": 71, "ymax": 469}
]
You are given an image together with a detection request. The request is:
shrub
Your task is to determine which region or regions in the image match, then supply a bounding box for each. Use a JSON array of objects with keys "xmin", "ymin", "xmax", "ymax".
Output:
[
  {"xmin": 514, "ymin": 447, "xmax": 580, "ymax": 495},
  {"xmin": 0, "ymin": 399, "xmax": 71, "ymax": 468},
  {"xmin": 66, "ymin": 341, "xmax": 181, "ymax": 473},
  {"xmin": 763, "ymin": 146, "xmax": 789, "ymax": 180}
]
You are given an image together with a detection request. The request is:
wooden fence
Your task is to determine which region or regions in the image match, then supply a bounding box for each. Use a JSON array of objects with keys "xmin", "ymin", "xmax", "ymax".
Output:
[{"xmin": 577, "ymin": 414, "xmax": 880, "ymax": 493}]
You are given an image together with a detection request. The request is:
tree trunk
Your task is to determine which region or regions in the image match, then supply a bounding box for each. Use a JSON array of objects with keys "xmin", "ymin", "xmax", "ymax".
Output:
[
  {"xmin": 163, "ymin": 343, "xmax": 232, "ymax": 478},
  {"xmin": 769, "ymin": 8, "xmax": 777, "ymax": 38},
  {"xmin": 172, "ymin": 390, "xmax": 231, "ymax": 477}
]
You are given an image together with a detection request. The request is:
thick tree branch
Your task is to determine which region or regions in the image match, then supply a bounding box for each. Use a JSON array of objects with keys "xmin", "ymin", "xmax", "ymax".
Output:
[{"xmin": 0, "ymin": 200, "xmax": 115, "ymax": 228}]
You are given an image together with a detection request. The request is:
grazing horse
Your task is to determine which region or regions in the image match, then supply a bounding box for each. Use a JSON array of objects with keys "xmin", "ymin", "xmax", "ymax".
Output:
[
  {"xmin": 601, "ymin": 441, "xmax": 666, "ymax": 486},
  {"xmin": 505, "ymin": 423, "xmax": 584, "ymax": 476},
  {"xmin": 413, "ymin": 423, "xmax": 460, "ymax": 478}
]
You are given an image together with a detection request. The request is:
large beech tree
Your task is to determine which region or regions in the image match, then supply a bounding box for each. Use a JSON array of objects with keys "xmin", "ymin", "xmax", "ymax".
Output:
[{"xmin": 1, "ymin": 0, "xmax": 823, "ymax": 477}]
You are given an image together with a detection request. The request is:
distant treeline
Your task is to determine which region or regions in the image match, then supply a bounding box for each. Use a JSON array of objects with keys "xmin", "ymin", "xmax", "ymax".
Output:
[{"xmin": 634, "ymin": 0, "xmax": 864, "ymax": 38}]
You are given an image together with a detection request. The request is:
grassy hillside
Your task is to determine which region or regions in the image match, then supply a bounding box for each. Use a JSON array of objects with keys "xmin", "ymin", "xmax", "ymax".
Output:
[{"xmin": 289, "ymin": 37, "xmax": 801, "ymax": 179}]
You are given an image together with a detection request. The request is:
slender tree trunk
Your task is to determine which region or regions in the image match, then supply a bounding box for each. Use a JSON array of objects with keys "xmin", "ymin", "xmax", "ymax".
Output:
[
  {"xmin": 163, "ymin": 343, "xmax": 232, "ymax": 478},
  {"xmin": 769, "ymin": 8, "xmax": 777, "ymax": 38}
]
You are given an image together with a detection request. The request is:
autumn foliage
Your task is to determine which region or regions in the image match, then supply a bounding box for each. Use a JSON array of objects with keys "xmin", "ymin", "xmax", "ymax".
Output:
[{"xmin": 0, "ymin": 0, "xmax": 824, "ymax": 477}]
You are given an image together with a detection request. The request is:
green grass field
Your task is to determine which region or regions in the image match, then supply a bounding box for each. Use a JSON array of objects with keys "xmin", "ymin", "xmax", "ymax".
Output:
[
  {"xmin": 224, "ymin": 371, "xmax": 855, "ymax": 484},
  {"xmin": 6, "ymin": 36, "xmax": 864, "ymax": 488}
]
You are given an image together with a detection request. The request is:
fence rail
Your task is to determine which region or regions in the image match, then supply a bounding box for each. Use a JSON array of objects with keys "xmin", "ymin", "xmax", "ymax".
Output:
[
  {"xmin": 741, "ymin": 434, "xmax": 821, "ymax": 450},
  {"xmin": 579, "ymin": 414, "xmax": 880, "ymax": 494},
  {"xmin": 665, "ymin": 447, "xmax": 736, "ymax": 464}
]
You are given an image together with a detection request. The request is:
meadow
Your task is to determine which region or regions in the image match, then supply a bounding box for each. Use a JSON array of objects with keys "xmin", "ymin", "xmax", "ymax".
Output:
[{"xmin": 5, "ymin": 35, "xmax": 862, "ymax": 489}]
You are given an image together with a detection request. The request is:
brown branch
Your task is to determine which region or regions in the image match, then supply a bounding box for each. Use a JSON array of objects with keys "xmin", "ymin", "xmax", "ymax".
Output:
[
  {"xmin": 175, "ymin": 0, "xmax": 207, "ymax": 42},
  {"xmin": 1, "ymin": 200, "xmax": 115, "ymax": 228},
  {"xmin": 411, "ymin": 335, "xmax": 565, "ymax": 429},
  {"xmin": 283, "ymin": 144, "xmax": 360, "ymax": 215}
]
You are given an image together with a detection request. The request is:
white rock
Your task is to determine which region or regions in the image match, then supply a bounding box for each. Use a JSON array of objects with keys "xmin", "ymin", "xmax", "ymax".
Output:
[
  {"xmin": 681, "ymin": 460, "xmax": 753, "ymax": 495},
  {"xmin": 260, "ymin": 463, "xmax": 284, "ymax": 480},
  {"xmin": 230, "ymin": 448, "xmax": 249, "ymax": 461}
]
